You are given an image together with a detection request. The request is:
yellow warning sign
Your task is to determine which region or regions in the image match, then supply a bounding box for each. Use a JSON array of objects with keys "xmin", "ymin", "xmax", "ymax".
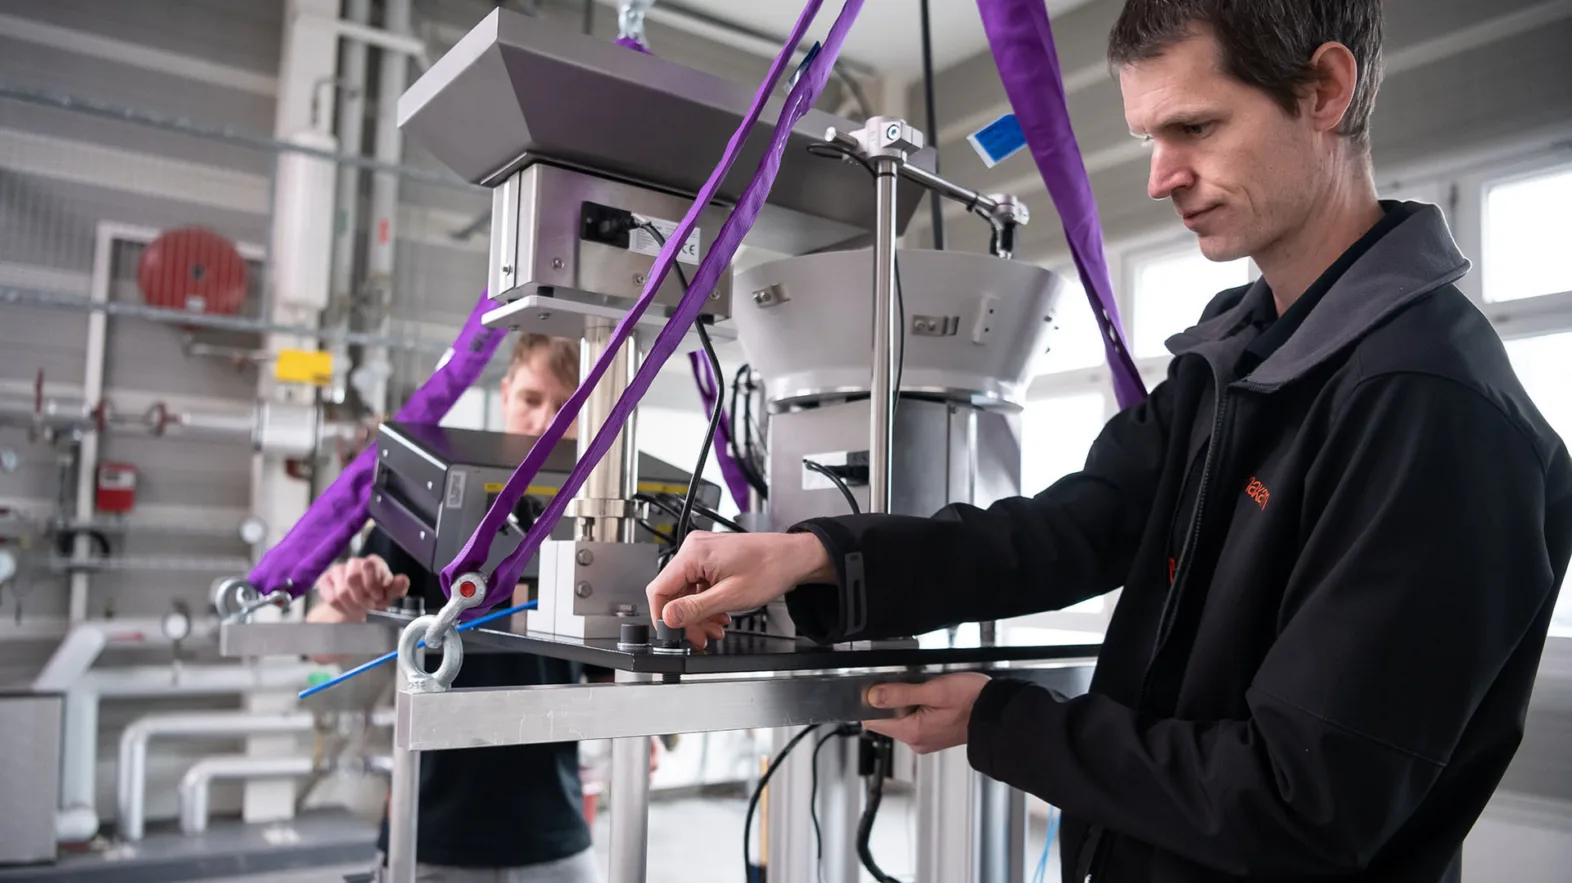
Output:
[{"xmin": 273, "ymin": 350, "xmax": 334, "ymax": 386}]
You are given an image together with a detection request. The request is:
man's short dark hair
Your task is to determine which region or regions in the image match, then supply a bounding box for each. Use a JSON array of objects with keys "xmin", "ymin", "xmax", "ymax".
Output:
[{"xmin": 1108, "ymin": 0, "xmax": 1384, "ymax": 148}]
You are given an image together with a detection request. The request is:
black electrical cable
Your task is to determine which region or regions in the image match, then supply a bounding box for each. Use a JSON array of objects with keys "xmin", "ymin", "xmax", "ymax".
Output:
[
  {"xmin": 655, "ymin": 492, "xmax": 749, "ymax": 535},
  {"xmin": 635, "ymin": 518, "xmax": 675, "ymax": 547},
  {"xmin": 857, "ymin": 734, "xmax": 906, "ymax": 883},
  {"xmin": 919, "ymin": 0, "xmax": 944, "ymax": 251},
  {"xmin": 744, "ymin": 725, "xmax": 822, "ymax": 881},
  {"xmin": 809, "ymin": 724, "xmax": 863, "ymax": 883},
  {"xmin": 802, "ymin": 460, "xmax": 861, "ymax": 515},
  {"xmin": 639, "ymin": 221, "xmax": 725, "ymax": 549}
]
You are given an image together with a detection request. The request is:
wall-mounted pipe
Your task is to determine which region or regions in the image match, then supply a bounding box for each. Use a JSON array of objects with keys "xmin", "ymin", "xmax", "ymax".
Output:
[
  {"xmin": 176, "ymin": 753, "xmax": 393, "ymax": 834},
  {"xmin": 0, "ymin": 390, "xmax": 358, "ymax": 460},
  {"xmin": 116, "ymin": 706, "xmax": 394, "ymax": 841},
  {"xmin": 58, "ymin": 662, "xmax": 331, "ymax": 837},
  {"xmin": 178, "ymin": 754, "xmax": 316, "ymax": 835}
]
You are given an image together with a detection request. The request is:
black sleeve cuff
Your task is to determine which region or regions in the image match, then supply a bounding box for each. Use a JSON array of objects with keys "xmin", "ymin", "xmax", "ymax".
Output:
[
  {"xmin": 967, "ymin": 677, "xmax": 1034, "ymax": 779},
  {"xmin": 783, "ymin": 518, "xmax": 866, "ymax": 644}
]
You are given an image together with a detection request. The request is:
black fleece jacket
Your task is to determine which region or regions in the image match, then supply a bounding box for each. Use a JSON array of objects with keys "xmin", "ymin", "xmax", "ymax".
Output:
[{"xmin": 785, "ymin": 202, "xmax": 1572, "ymax": 883}]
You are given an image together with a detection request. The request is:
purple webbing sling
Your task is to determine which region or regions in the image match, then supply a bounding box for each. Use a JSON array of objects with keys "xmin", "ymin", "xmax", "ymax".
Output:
[
  {"xmin": 246, "ymin": 290, "xmax": 505, "ymax": 596},
  {"xmin": 689, "ymin": 350, "xmax": 751, "ymax": 512},
  {"xmin": 976, "ymin": 0, "xmax": 1147, "ymax": 409},
  {"xmin": 442, "ymin": 0, "xmax": 863, "ymax": 614}
]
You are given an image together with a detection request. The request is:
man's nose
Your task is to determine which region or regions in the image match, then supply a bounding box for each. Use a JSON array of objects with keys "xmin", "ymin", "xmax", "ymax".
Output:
[{"xmin": 1148, "ymin": 144, "xmax": 1194, "ymax": 202}]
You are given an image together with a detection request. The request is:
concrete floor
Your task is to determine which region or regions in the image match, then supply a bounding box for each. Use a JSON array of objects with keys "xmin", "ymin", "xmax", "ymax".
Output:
[{"xmin": 228, "ymin": 793, "xmax": 1062, "ymax": 883}]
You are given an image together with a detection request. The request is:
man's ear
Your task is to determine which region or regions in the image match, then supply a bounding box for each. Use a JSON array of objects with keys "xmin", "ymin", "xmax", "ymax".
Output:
[{"xmin": 1305, "ymin": 41, "xmax": 1360, "ymax": 136}]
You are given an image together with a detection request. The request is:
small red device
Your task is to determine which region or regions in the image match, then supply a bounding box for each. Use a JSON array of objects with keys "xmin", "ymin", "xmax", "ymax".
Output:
[{"xmin": 95, "ymin": 462, "xmax": 138, "ymax": 514}]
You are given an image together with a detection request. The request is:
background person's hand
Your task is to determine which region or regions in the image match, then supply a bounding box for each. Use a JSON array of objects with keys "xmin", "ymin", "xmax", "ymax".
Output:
[
  {"xmin": 645, "ymin": 531, "xmax": 835, "ymax": 649},
  {"xmin": 864, "ymin": 673, "xmax": 991, "ymax": 754},
  {"xmin": 315, "ymin": 555, "xmax": 409, "ymax": 622}
]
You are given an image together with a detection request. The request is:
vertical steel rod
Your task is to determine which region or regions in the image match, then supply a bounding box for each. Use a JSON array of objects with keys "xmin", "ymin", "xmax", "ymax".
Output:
[
  {"xmin": 578, "ymin": 320, "xmax": 639, "ymax": 542},
  {"xmin": 608, "ymin": 671, "xmax": 652, "ymax": 883},
  {"xmin": 869, "ymin": 158, "xmax": 900, "ymax": 515}
]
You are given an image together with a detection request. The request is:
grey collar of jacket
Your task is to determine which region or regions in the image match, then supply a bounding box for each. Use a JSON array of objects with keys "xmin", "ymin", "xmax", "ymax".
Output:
[{"xmin": 1164, "ymin": 201, "xmax": 1472, "ymax": 389}]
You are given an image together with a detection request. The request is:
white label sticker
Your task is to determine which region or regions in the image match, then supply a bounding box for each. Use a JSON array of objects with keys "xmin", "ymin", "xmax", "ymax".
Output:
[
  {"xmin": 629, "ymin": 217, "xmax": 701, "ymax": 266},
  {"xmin": 446, "ymin": 471, "xmax": 467, "ymax": 509}
]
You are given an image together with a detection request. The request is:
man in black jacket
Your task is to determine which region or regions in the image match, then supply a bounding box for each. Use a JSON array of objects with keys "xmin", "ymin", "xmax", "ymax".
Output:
[{"xmin": 645, "ymin": 2, "xmax": 1572, "ymax": 882}]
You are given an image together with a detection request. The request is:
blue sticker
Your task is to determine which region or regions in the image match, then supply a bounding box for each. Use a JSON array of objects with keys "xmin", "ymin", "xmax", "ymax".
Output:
[
  {"xmin": 967, "ymin": 113, "xmax": 1027, "ymax": 168},
  {"xmin": 787, "ymin": 41, "xmax": 823, "ymax": 92}
]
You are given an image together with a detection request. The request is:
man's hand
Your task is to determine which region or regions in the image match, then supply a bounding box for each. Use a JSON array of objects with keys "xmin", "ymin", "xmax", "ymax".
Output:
[
  {"xmin": 864, "ymin": 673, "xmax": 991, "ymax": 755},
  {"xmin": 311, "ymin": 555, "xmax": 409, "ymax": 623},
  {"xmin": 645, "ymin": 531, "xmax": 834, "ymax": 649}
]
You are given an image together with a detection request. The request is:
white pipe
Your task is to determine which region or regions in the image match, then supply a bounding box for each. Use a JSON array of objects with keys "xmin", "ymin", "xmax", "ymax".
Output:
[
  {"xmin": 330, "ymin": 0, "xmax": 371, "ymax": 407},
  {"xmin": 32, "ymin": 618, "xmax": 223, "ymax": 693},
  {"xmin": 328, "ymin": 16, "xmax": 428, "ymax": 65},
  {"xmin": 56, "ymin": 806, "xmax": 98, "ymax": 844},
  {"xmin": 116, "ymin": 706, "xmax": 393, "ymax": 841},
  {"xmin": 70, "ymin": 224, "xmax": 116, "ymax": 622},
  {"xmin": 361, "ymin": 0, "xmax": 410, "ymax": 415},
  {"xmin": 178, "ymin": 754, "xmax": 316, "ymax": 835},
  {"xmin": 57, "ymin": 661, "xmax": 332, "ymax": 835}
]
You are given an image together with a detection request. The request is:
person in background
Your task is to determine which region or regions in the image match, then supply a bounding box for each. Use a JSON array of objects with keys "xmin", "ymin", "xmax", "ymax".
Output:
[{"xmin": 311, "ymin": 333, "xmax": 626, "ymax": 883}]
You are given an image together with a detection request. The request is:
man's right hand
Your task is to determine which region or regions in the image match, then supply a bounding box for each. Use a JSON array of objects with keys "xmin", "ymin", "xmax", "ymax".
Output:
[
  {"xmin": 310, "ymin": 555, "xmax": 409, "ymax": 623},
  {"xmin": 645, "ymin": 531, "xmax": 834, "ymax": 649}
]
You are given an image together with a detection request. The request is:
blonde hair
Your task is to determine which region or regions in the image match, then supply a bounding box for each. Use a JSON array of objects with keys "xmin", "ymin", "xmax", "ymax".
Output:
[{"xmin": 508, "ymin": 333, "xmax": 580, "ymax": 390}]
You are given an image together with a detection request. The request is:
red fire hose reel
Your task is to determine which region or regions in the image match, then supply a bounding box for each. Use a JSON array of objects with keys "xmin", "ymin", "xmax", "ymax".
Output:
[{"xmin": 136, "ymin": 227, "xmax": 249, "ymax": 316}]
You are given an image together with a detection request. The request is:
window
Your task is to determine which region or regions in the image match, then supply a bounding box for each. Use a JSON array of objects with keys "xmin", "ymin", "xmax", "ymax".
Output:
[
  {"xmin": 439, "ymin": 387, "xmax": 490, "ymax": 431},
  {"xmin": 1483, "ymin": 165, "xmax": 1572, "ymax": 303},
  {"xmin": 1131, "ymin": 244, "xmax": 1251, "ymax": 358},
  {"xmin": 1504, "ymin": 332, "xmax": 1572, "ymax": 634},
  {"xmin": 1037, "ymin": 274, "xmax": 1109, "ymax": 375},
  {"xmin": 1020, "ymin": 392, "xmax": 1107, "ymax": 496}
]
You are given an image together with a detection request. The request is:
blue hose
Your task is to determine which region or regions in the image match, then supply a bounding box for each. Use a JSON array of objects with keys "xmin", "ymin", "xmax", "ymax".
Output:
[
  {"xmin": 1032, "ymin": 806, "xmax": 1060, "ymax": 883},
  {"xmin": 297, "ymin": 600, "xmax": 537, "ymax": 699}
]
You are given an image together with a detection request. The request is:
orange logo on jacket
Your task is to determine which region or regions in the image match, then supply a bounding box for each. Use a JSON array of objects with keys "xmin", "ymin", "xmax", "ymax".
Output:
[{"xmin": 1245, "ymin": 476, "xmax": 1270, "ymax": 510}]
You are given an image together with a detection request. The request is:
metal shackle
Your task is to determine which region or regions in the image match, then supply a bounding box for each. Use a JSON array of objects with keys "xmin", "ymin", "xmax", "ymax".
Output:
[{"xmin": 397, "ymin": 614, "xmax": 464, "ymax": 693}]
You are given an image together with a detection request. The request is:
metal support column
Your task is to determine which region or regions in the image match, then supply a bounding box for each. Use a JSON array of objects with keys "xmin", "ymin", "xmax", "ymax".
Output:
[
  {"xmin": 817, "ymin": 733, "xmax": 862, "ymax": 883},
  {"xmin": 607, "ymin": 671, "xmax": 653, "ymax": 883},
  {"xmin": 976, "ymin": 774, "xmax": 1027, "ymax": 883},
  {"xmin": 916, "ymin": 746, "xmax": 976, "ymax": 883},
  {"xmin": 766, "ymin": 726, "xmax": 818, "ymax": 883},
  {"xmin": 386, "ymin": 647, "xmax": 423, "ymax": 883},
  {"xmin": 869, "ymin": 156, "xmax": 900, "ymax": 515},
  {"xmin": 576, "ymin": 319, "xmax": 640, "ymax": 543}
]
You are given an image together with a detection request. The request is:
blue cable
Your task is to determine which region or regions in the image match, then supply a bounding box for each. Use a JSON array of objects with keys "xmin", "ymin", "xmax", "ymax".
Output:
[
  {"xmin": 297, "ymin": 600, "xmax": 537, "ymax": 699},
  {"xmin": 1032, "ymin": 806, "xmax": 1060, "ymax": 883}
]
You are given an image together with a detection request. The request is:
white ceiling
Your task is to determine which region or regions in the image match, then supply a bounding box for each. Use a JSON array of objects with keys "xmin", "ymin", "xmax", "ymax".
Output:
[{"xmin": 664, "ymin": 0, "xmax": 1102, "ymax": 79}]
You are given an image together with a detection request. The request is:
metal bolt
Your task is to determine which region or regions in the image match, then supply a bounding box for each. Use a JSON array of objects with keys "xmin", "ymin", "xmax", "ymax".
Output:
[
  {"xmin": 501, "ymin": 264, "xmax": 514, "ymax": 275},
  {"xmin": 633, "ymin": 273, "xmax": 646, "ymax": 285},
  {"xmin": 575, "ymin": 582, "xmax": 593, "ymax": 598},
  {"xmin": 419, "ymin": 530, "xmax": 426, "ymax": 540},
  {"xmin": 710, "ymin": 290, "xmax": 721, "ymax": 301},
  {"xmin": 426, "ymin": 480, "xmax": 433, "ymax": 491},
  {"xmin": 551, "ymin": 258, "xmax": 565, "ymax": 270},
  {"xmin": 538, "ymin": 311, "xmax": 551, "ymax": 321},
  {"xmin": 576, "ymin": 549, "xmax": 594, "ymax": 566},
  {"xmin": 381, "ymin": 449, "xmax": 388, "ymax": 458},
  {"xmin": 616, "ymin": 604, "xmax": 636, "ymax": 615}
]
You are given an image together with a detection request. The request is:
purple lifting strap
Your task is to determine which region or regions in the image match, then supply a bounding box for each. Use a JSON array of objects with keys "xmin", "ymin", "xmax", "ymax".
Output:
[
  {"xmin": 976, "ymin": 0, "xmax": 1147, "ymax": 409},
  {"xmin": 443, "ymin": 0, "xmax": 863, "ymax": 614},
  {"xmin": 688, "ymin": 350, "xmax": 751, "ymax": 511},
  {"xmin": 246, "ymin": 290, "xmax": 505, "ymax": 596}
]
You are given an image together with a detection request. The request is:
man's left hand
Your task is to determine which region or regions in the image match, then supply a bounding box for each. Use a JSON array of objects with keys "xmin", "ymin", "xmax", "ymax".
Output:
[{"xmin": 864, "ymin": 673, "xmax": 990, "ymax": 754}]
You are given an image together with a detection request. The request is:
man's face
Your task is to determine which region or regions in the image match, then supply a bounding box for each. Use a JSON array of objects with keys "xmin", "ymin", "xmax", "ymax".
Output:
[
  {"xmin": 499, "ymin": 352, "xmax": 575, "ymax": 438},
  {"xmin": 1120, "ymin": 29, "xmax": 1325, "ymax": 262}
]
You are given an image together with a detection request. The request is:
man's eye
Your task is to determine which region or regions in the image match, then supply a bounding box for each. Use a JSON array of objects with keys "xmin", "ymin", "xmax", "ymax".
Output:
[{"xmin": 1182, "ymin": 122, "xmax": 1212, "ymax": 137}]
